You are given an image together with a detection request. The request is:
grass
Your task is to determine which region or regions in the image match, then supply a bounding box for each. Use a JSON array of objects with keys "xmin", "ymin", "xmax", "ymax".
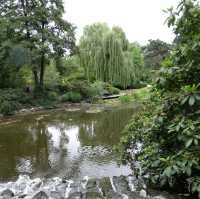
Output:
[
  {"xmin": 119, "ymin": 95, "xmax": 131, "ymax": 103},
  {"xmin": 0, "ymin": 86, "xmax": 151, "ymax": 116},
  {"xmin": 131, "ymin": 86, "xmax": 151, "ymax": 101},
  {"xmin": 102, "ymin": 86, "xmax": 151, "ymax": 106}
]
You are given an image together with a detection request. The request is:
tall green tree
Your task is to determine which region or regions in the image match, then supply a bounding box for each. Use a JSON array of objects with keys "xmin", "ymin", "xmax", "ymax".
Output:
[
  {"xmin": 143, "ymin": 39, "xmax": 171, "ymax": 69},
  {"xmin": 79, "ymin": 23, "xmax": 110, "ymax": 81},
  {"xmin": 79, "ymin": 23, "xmax": 145, "ymax": 88},
  {"xmin": 0, "ymin": 16, "xmax": 30, "ymax": 88},
  {"xmin": 0, "ymin": 0, "xmax": 75, "ymax": 90},
  {"xmin": 128, "ymin": 43, "xmax": 145, "ymax": 86},
  {"xmin": 121, "ymin": 0, "xmax": 200, "ymax": 197},
  {"xmin": 112, "ymin": 26, "xmax": 129, "ymax": 51}
]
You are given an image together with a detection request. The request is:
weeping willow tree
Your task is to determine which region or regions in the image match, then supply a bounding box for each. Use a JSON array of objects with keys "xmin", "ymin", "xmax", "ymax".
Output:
[
  {"xmin": 79, "ymin": 23, "xmax": 145, "ymax": 88},
  {"xmin": 79, "ymin": 23, "xmax": 110, "ymax": 82},
  {"xmin": 112, "ymin": 26, "xmax": 129, "ymax": 51},
  {"xmin": 128, "ymin": 42, "xmax": 146, "ymax": 87},
  {"xmin": 96, "ymin": 32, "xmax": 125, "ymax": 86}
]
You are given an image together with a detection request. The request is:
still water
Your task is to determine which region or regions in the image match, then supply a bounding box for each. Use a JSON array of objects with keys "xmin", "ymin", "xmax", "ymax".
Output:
[{"xmin": 0, "ymin": 104, "xmax": 139, "ymax": 182}]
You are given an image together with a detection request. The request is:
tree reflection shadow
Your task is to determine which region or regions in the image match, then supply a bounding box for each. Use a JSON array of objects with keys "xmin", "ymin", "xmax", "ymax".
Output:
[{"xmin": 0, "ymin": 105, "xmax": 138, "ymax": 181}]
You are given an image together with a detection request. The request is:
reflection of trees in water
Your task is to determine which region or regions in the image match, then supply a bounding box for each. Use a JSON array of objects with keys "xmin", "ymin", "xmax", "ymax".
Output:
[
  {"xmin": 78, "ymin": 108, "xmax": 135, "ymax": 146},
  {"xmin": 50, "ymin": 108, "xmax": 135, "ymax": 146},
  {"xmin": 0, "ymin": 119, "xmax": 49, "ymax": 181},
  {"xmin": 35, "ymin": 121, "xmax": 49, "ymax": 173},
  {"xmin": 0, "ymin": 107, "xmax": 136, "ymax": 180},
  {"xmin": 45, "ymin": 123, "xmax": 72, "ymax": 177}
]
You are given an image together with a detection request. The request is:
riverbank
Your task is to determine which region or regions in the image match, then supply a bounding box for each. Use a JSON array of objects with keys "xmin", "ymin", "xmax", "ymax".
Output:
[
  {"xmin": 0, "ymin": 82, "xmax": 122, "ymax": 117},
  {"xmin": 0, "ymin": 102, "xmax": 186, "ymax": 199},
  {"xmin": 0, "ymin": 87, "xmax": 151, "ymax": 121},
  {"xmin": 0, "ymin": 102, "xmax": 137, "ymax": 184},
  {"xmin": 103, "ymin": 86, "xmax": 151, "ymax": 106}
]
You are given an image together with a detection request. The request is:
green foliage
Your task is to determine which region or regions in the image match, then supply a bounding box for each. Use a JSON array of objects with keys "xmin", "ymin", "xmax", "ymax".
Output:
[
  {"xmin": 0, "ymin": 40, "xmax": 31, "ymax": 88},
  {"xmin": 47, "ymin": 91, "xmax": 59, "ymax": 101},
  {"xmin": 44, "ymin": 60, "xmax": 60, "ymax": 89},
  {"xmin": 0, "ymin": 0, "xmax": 75, "ymax": 90},
  {"xmin": 89, "ymin": 81, "xmax": 107, "ymax": 97},
  {"xmin": 84, "ymin": 81, "xmax": 120, "ymax": 101},
  {"xmin": 161, "ymin": 56, "xmax": 173, "ymax": 68},
  {"xmin": 61, "ymin": 92, "xmax": 82, "ymax": 103},
  {"xmin": 105, "ymin": 83, "xmax": 120, "ymax": 95},
  {"xmin": 129, "ymin": 42, "xmax": 144, "ymax": 68},
  {"xmin": 0, "ymin": 89, "xmax": 63, "ymax": 115},
  {"xmin": 119, "ymin": 95, "xmax": 131, "ymax": 104},
  {"xmin": 121, "ymin": 44, "xmax": 147, "ymax": 89},
  {"xmin": 0, "ymin": 89, "xmax": 32, "ymax": 115},
  {"xmin": 143, "ymin": 39, "xmax": 171, "ymax": 69},
  {"xmin": 112, "ymin": 26, "xmax": 129, "ymax": 51},
  {"xmin": 0, "ymin": 101, "xmax": 18, "ymax": 116},
  {"xmin": 132, "ymin": 87, "xmax": 151, "ymax": 101},
  {"xmin": 79, "ymin": 23, "xmax": 146, "ymax": 88},
  {"xmin": 79, "ymin": 23, "xmax": 109, "ymax": 82},
  {"xmin": 56, "ymin": 56, "xmax": 83, "ymax": 77},
  {"xmin": 120, "ymin": 0, "xmax": 200, "ymax": 197}
]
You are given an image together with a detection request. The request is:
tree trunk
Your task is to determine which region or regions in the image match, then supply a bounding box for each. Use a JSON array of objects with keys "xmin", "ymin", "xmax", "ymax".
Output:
[
  {"xmin": 39, "ymin": 53, "xmax": 45, "ymax": 89},
  {"xmin": 39, "ymin": 21, "xmax": 45, "ymax": 90},
  {"xmin": 33, "ymin": 70, "xmax": 39, "ymax": 88}
]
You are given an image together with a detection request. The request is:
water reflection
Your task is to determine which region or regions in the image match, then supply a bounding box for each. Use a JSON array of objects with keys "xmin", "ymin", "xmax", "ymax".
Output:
[{"xmin": 0, "ymin": 104, "xmax": 140, "ymax": 182}]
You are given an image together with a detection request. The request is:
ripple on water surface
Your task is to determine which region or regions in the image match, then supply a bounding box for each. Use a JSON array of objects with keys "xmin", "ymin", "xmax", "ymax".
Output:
[
  {"xmin": 0, "ymin": 105, "xmax": 187, "ymax": 198},
  {"xmin": 0, "ymin": 105, "xmax": 138, "ymax": 181}
]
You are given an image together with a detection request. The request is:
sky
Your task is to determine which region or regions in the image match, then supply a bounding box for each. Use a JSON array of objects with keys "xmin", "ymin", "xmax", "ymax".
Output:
[{"xmin": 64, "ymin": 0, "xmax": 179, "ymax": 45}]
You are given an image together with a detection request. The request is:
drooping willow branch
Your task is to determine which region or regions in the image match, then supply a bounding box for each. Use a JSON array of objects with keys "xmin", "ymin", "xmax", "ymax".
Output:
[{"xmin": 79, "ymin": 23, "xmax": 145, "ymax": 88}]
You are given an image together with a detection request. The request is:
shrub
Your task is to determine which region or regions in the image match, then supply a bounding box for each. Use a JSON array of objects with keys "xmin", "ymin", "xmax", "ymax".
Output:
[
  {"xmin": 58, "ymin": 80, "xmax": 121, "ymax": 101},
  {"xmin": 119, "ymin": 95, "xmax": 131, "ymax": 103},
  {"xmin": 88, "ymin": 81, "xmax": 120, "ymax": 97},
  {"xmin": 91, "ymin": 81, "xmax": 107, "ymax": 96},
  {"xmin": 105, "ymin": 83, "xmax": 120, "ymax": 95},
  {"xmin": 132, "ymin": 87, "xmax": 150, "ymax": 101},
  {"xmin": 0, "ymin": 101, "xmax": 18, "ymax": 115},
  {"xmin": 0, "ymin": 89, "xmax": 31, "ymax": 115},
  {"xmin": 61, "ymin": 91, "xmax": 82, "ymax": 103},
  {"xmin": 119, "ymin": 1, "xmax": 200, "ymax": 197},
  {"xmin": 47, "ymin": 91, "xmax": 59, "ymax": 101}
]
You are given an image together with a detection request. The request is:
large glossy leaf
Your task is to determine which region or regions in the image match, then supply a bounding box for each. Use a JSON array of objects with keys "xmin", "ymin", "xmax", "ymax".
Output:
[
  {"xmin": 189, "ymin": 96, "xmax": 195, "ymax": 106},
  {"xmin": 195, "ymin": 94, "xmax": 200, "ymax": 101},
  {"xmin": 163, "ymin": 166, "xmax": 172, "ymax": 178},
  {"xmin": 181, "ymin": 96, "xmax": 189, "ymax": 105},
  {"xmin": 185, "ymin": 139, "xmax": 193, "ymax": 148}
]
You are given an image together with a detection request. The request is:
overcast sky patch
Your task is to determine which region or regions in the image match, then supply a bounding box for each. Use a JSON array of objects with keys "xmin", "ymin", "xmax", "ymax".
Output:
[{"xmin": 64, "ymin": 0, "xmax": 179, "ymax": 45}]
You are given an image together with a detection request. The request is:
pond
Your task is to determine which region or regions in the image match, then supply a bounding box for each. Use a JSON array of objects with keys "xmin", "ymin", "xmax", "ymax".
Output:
[
  {"xmin": 0, "ymin": 104, "xmax": 185, "ymax": 198},
  {"xmin": 0, "ymin": 104, "xmax": 138, "ymax": 181}
]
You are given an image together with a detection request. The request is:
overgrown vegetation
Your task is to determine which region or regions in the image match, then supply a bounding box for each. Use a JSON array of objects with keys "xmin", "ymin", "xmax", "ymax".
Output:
[
  {"xmin": 119, "ymin": 0, "xmax": 200, "ymax": 197},
  {"xmin": 0, "ymin": 0, "xmax": 75, "ymax": 90},
  {"xmin": 1, "ymin": 0, "xmax": 199, "ymax": 197},
  {"xmin": 79, "ymin": 23, "xmax": 148, "ymax": 89},
  {"xmin": 0, "ymin": 1, "xmax": 152, "ymax": 116}
]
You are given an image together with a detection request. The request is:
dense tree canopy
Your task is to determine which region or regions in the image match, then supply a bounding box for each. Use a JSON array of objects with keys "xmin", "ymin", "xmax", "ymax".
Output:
[
  {"xmin": 79, "ymin": 23, "xmax": 145, "ymax": 88},
  {"xmin": 121, "ymin": 0, "xmax": 200, "ymax": 197},
  {"xmin": 143, "ymin": 39, "xmax": 171, "ymax": 69},
  {"xmin": 0, "ymin": 0, "xmax": 75, "ymax": 90}
]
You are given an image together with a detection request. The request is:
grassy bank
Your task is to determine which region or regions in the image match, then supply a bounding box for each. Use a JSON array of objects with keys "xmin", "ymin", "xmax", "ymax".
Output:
[
  {"xmin": 0, "ymin": 81, "xmax": 121, "ymax": 116},
  {"xmin": 0, "ymin": 86, "xmax": 150, "ymax": 117},
  {"xmin": 103, "ymin": 86, "xmax": 151, "ymax": 106}
]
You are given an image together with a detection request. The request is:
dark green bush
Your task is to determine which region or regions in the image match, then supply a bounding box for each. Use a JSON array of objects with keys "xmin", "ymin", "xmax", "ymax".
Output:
[
  {"xmin": 0, "ymin": 100, "xmax": 19, "ymax": 115},
  {"xmin": 105, "ymin": 83, "xmax": 120, "ymax": 95},
  {"xmin": 119, "ymin": 95, "xmax": 131, "ymax": 103},
  {"xmin": 0, "ymin": 89, "xmax": 30, "ymax": 115},
  {"xmin": 47, "ymin": 91, "xmax": 59, "ymax": 101},
  {"xmin": 119, "ymin": 1, "xmax": 200, "ymax": 197},
  {"xmin": 61, "ymin": 91, "xmax": 82, "ymax": 103},
  {"xmin": 59, "ymin": 80, "xmax": 121, "ymax": 101}
]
